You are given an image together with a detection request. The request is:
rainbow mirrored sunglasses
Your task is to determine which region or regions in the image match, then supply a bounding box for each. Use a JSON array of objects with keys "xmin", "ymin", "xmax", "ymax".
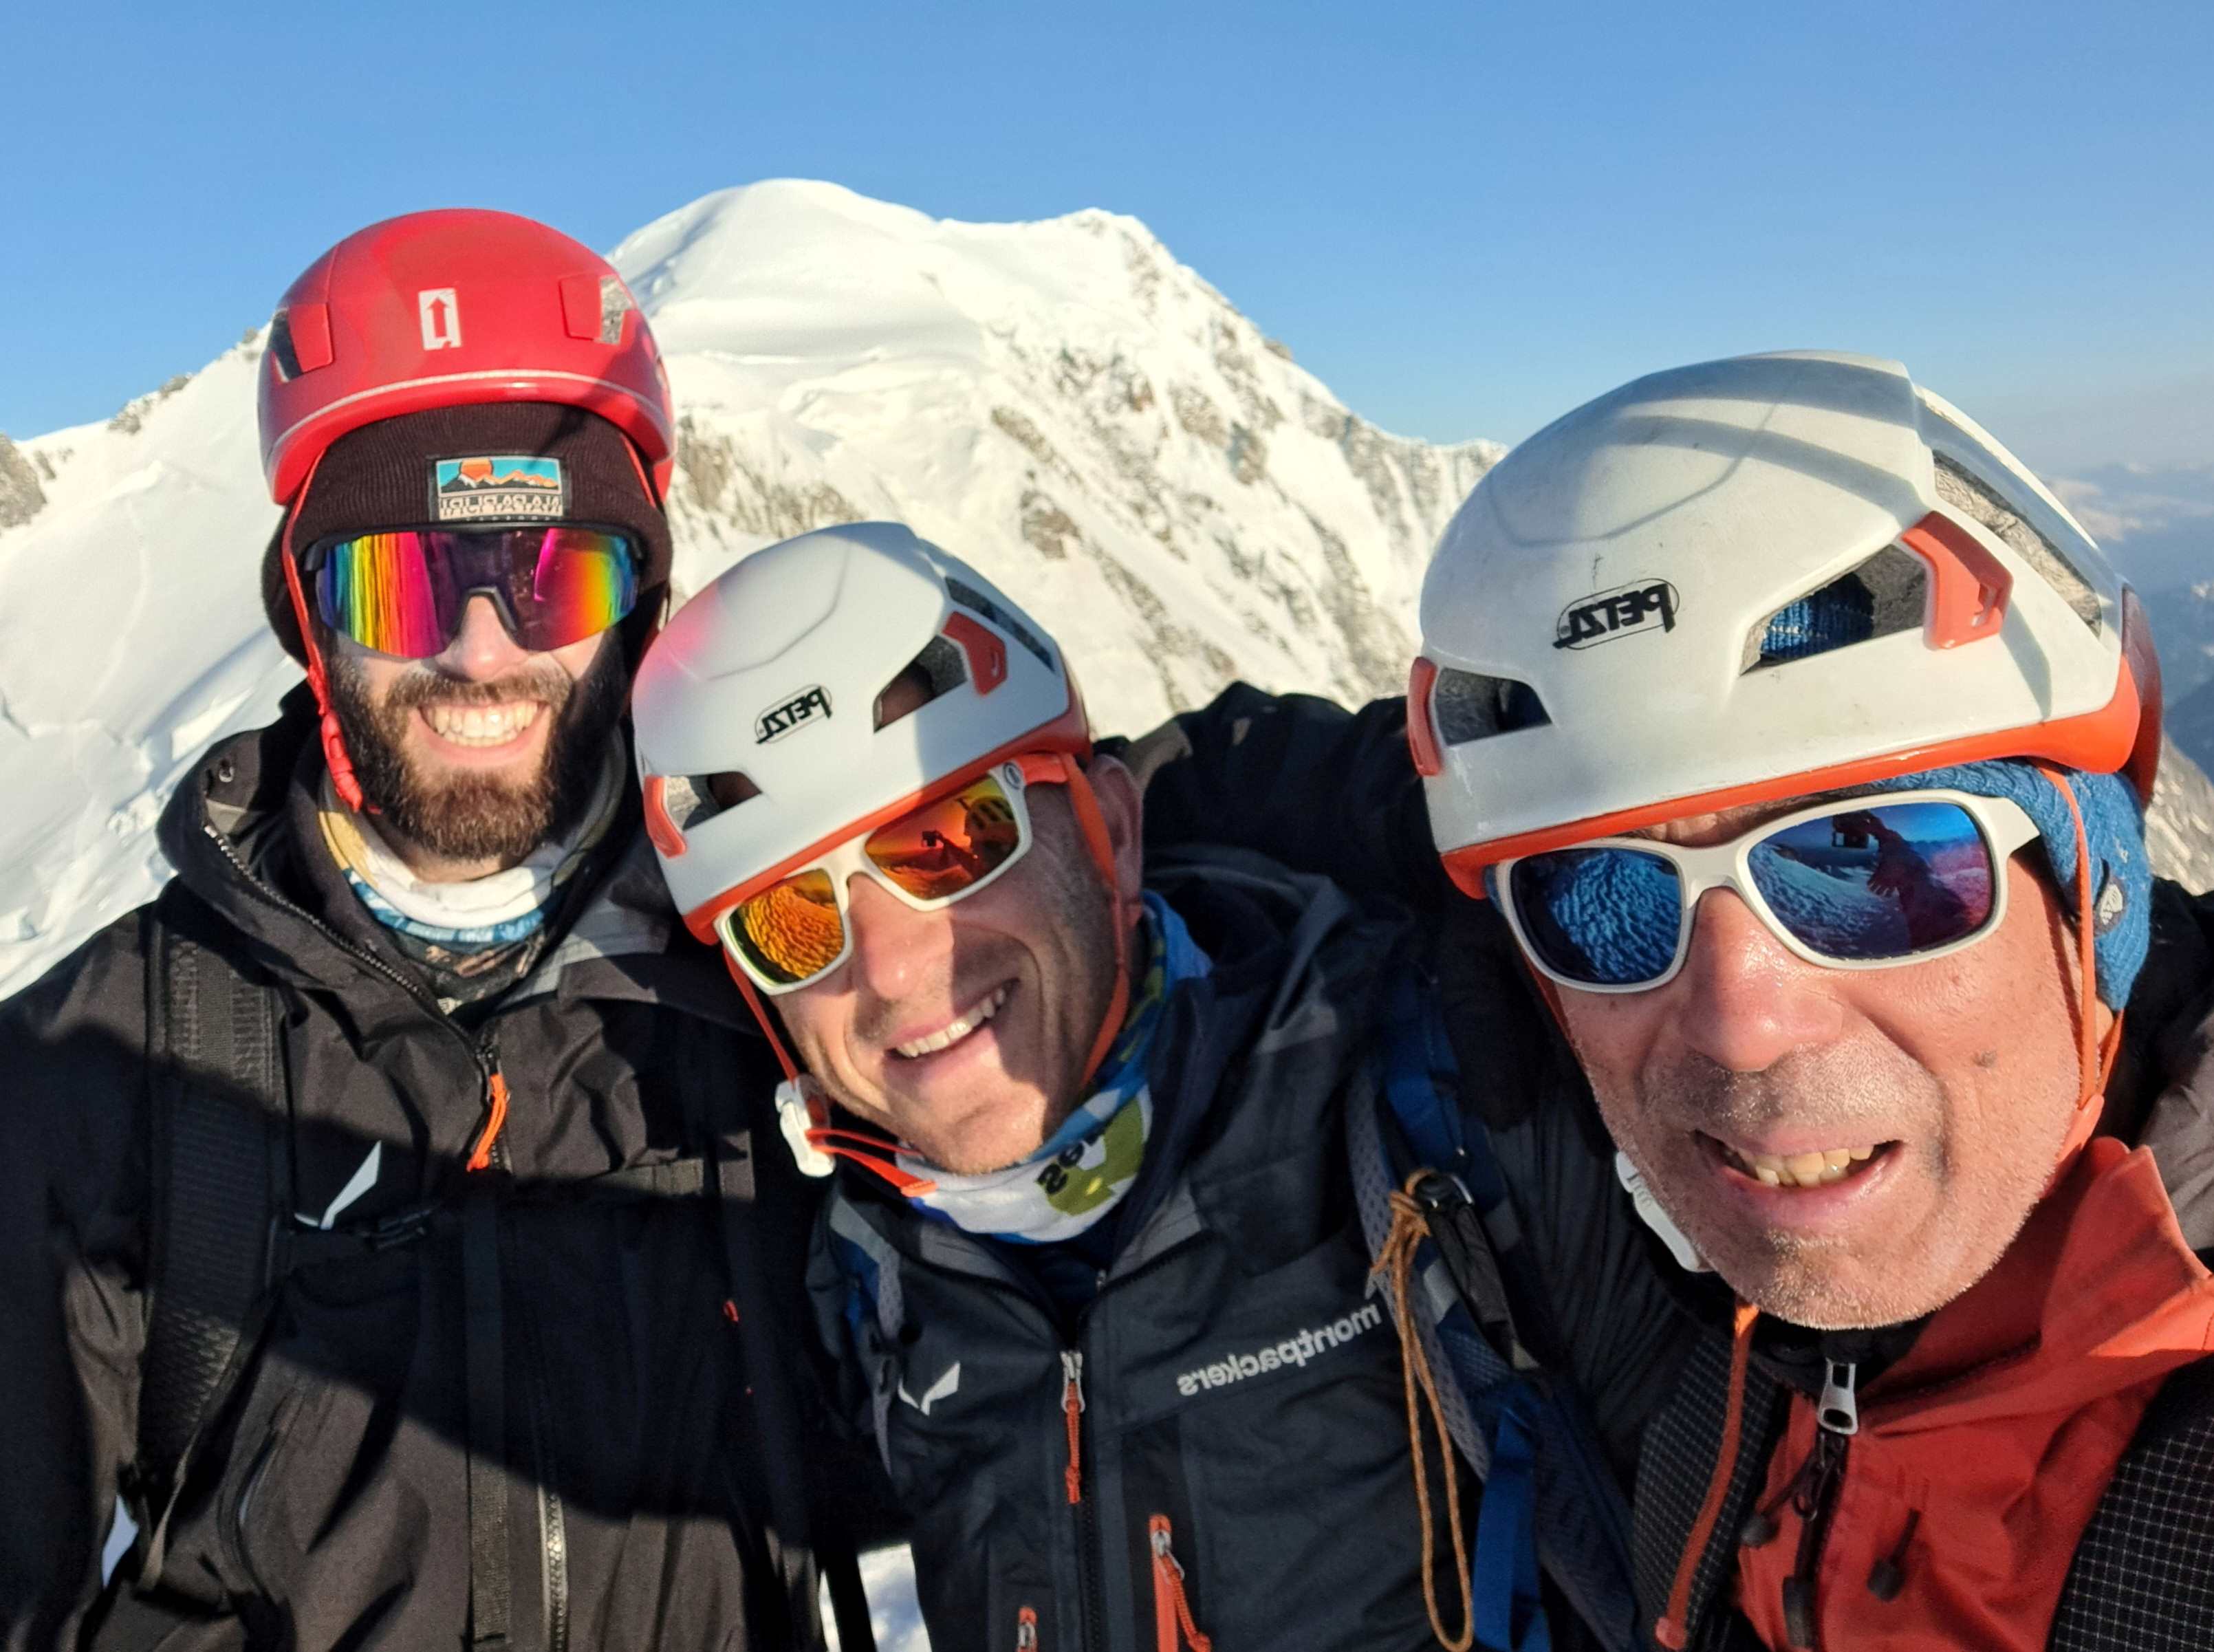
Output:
[
  {"xmin": 1494, "ymin": 790, "xmax": 2041, "ymax": 992},
  {"xmin": 707, "ymin": 753, "xmax": 1076, "ymax": 995},
  {"xmin": 303, "ymin": 526, "xmax": 639, "ymax": 658}
]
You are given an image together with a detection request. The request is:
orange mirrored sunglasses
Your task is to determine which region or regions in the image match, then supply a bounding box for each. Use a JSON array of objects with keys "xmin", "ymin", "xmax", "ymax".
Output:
[{"xmin": 715, "ymin": 761, "xmax": 1043, "ymax": 993}]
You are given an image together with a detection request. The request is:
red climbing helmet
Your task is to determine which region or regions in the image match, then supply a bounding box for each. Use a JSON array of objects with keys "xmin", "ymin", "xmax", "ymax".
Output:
[{"xmin": 257, "ymin": 208, "xmax": 675, "ymax": 506}]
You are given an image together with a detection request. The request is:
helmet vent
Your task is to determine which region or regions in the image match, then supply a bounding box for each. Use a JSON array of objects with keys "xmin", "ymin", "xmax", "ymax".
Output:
[
  {"xmin": 1932, "ymin": 455, "xmax": 2101, "ymax": 631},
  {"xmin": 875, "ymin": 637, "xmax": 968, "ymax": 730},
  {"xmin": 1434, "ymin": 668, "xmax": 1550, "ymax": 744},
  {"xmin": 266, "ymin": 312, "xmax": 303, "ymax": 382},
  {"xmin": 946, "ymin": 576, "xmax": 1054, "ymax": 672},
  {"xmin": 660, "ymin": 770, "xmax": 758, "ymax": 832},
  {"xmin": 1743, "ymin": 545, "xmax": 1927, "ymax": 672}
]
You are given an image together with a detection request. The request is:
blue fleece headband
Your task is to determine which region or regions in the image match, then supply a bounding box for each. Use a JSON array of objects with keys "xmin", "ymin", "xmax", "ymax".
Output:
[{"xmin": 1857, "ymin": 761, "xmax": 2147, "ymax": 1008}]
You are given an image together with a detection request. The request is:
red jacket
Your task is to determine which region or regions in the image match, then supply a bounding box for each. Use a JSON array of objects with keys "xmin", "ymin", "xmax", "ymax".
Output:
[{"xmin": 1735, "ymin": 1138, "xmax": 2214, "ymax": 1651}]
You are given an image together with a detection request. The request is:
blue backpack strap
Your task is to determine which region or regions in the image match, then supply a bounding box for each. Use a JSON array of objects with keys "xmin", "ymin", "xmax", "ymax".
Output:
[{"xmin": 1374, "ymin": 972, "xmax": 1647, "ymax": 1652}]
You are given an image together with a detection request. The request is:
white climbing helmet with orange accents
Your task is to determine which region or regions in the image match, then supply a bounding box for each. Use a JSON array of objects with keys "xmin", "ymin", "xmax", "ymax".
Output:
[
  {"xmin": 1407, "ymin": 351, "xmax": 2162, "ymax": 896},
  {"xmin": 630, "ymin": 523, "xmax": 1125, "ymax": 1115}
]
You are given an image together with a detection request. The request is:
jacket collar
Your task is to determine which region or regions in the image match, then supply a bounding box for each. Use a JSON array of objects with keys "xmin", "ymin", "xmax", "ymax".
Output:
[{"xmin": 155, "ymin": 684, "xmax": 748, "ymax": 1028}]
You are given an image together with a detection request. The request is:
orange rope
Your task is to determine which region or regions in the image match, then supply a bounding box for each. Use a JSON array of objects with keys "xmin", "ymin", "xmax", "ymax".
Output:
[{"xmin": 1373, "ymin": 1179, "xmax": 1475, "ymax": 1652}]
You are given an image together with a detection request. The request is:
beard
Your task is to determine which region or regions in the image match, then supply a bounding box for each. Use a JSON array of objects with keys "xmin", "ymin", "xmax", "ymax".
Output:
[{"xmin": 325, "ymin": 638, "xmax": 630, "ymax": 865}]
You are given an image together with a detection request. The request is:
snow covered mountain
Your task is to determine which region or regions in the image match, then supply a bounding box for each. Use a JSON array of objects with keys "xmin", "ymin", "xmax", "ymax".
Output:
[
  {"xmin": 1, "ymin": 178, "xmax": 2206, "ymax": 1004},
  {"xmin": 0, "ymin": 181, "xmax": 1498, "ymax": 998}
]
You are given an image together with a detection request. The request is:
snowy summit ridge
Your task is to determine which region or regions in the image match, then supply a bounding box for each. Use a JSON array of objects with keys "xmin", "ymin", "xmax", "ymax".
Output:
[{"xmin": 0, "ymin": 180, "xmax": 1499, "ymax": 996}]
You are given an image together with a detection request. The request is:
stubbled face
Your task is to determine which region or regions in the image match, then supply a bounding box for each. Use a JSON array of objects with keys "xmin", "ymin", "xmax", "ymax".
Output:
[
  {"xmin": 325, "ymin": 594, "xmax": 627, "ymax": 878},
  {"xmin": 776, "ymin": 760, "xmax": 1143, "ymax": 1175},
  {"xmin": 1552, "ymin": 796, "xmax": 2103, "ymax": 1331}
]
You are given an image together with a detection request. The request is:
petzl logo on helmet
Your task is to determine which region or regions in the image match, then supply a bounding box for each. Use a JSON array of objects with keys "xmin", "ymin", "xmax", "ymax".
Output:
[
  {"xmin": 756, "ymin": 685, "xmax": 832, "ymax": 743},
  {"xmin": 433, "ymin": 456, "xmax": 567, "ymax": 522},
  {"xmin": 1555, "ymin": 579, "xmax": 1680, "ymax": 650},
  {"xmin": 418, "ymin": 288, "xmax": 462, "ymax": 351}
]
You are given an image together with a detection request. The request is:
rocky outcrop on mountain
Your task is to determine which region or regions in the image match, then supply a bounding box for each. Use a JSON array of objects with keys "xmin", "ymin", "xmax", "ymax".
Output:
[
  {"xmin": 615, "ymin": 182, "xmax": 1501, "ymax": 721},
  {"xmin": 2149, "ymin": 736, "xmax": 2214, "ymax": 895},
  {"xmin": 2168, "ymin": 681, "xmax": 2214, "ymax": 801},
  {"xmin": 0, "ymin": 435, "xmax": 45, "ymax": 531}
]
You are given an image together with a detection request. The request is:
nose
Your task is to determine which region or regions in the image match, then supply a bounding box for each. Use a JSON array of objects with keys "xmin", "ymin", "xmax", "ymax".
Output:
[
  {"xmin": 845, "ymin": 875, "xmax": 953, "ymax": 1006},
  {"xmin": 435, "ymin": 594, "xmax": 532, "ymax": 681},
  {"xmin": 1668, "ymin": 889, "xmax": 1847, "ymax": 1072}
]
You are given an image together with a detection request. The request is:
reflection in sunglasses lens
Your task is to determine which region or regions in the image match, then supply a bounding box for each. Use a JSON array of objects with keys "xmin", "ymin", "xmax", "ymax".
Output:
[
  {"xmin": 1750, "ymin": 801, "xmax": 1993, "ymax": 961},
  {"xmin": 867, "ymin": 775, "xmax": 1024, "ymax": 902},
  {"xmin": 732, "ymin": 869, "xmax": 845, "ymax": 986},
  {"xmin": 1510, "ymin": 847, "xmax": 1684, "ymax": 986}
]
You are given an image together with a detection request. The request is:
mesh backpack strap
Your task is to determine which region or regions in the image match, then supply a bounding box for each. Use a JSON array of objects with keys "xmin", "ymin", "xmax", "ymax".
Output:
[
  {"xmin": 2050, "ymin": 1354, "xmax": 2214, "ymax": 1651},
  {"xmin": 1371, "ymin": 974, "xmax": 1648, "ymax": 1651},
  {"xmin": 131, "ymin": 890, "xmax": 285, "ymax": 1584}
]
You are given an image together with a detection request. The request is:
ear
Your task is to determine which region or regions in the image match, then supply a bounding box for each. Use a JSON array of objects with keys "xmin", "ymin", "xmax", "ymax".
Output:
[{"xmin": 1084, "ymin": 753, "xmax": 1147, "ymax": 917}]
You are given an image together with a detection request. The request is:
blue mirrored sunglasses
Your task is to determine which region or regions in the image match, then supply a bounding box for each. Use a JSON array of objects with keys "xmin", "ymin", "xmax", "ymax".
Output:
[{"xmin": 1496, "ymin": 790, "xmax": 2043, "ymax": 992}]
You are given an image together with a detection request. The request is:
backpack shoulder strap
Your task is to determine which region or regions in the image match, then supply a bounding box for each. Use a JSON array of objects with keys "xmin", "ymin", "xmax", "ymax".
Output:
[
  {"xmin": 685, "ymin": 1017, "xmax": 869, "ymax": 1652},
  {"xmin": 2050, "ymin": 1354, "xmax": 2214, "ymax": 1651},
  {"xmin": 130, "ymin": 886, "xmax": 287, "ymax": 1583},
  {"xmin": 1368, "ymin": 973, "xmax": 1646, "ymax": 1652}
]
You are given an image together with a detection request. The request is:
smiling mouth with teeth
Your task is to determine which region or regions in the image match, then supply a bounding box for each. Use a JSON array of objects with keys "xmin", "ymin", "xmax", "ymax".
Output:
[
  {"xmin": 893, "ymin": 984, "xmax": 1012, "ymax": 1060},
  {"xmin": 423, "ymin": 700, "xmax": 544, "ymax": 747},
  {"xmin": 1716, "ymin": 1139, "xmax": 1886, "ymax": 1189}
]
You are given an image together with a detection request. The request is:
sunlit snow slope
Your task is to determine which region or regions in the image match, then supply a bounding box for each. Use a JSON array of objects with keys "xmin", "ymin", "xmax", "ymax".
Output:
[{"xmin": 0, "ymin": 181, "xmax": 1499, "ymax": 997}]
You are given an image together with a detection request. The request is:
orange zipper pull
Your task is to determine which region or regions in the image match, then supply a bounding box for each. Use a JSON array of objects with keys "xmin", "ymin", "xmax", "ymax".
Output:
[
  {"xmin": 1017, "ymin": 1605, "xmax": 1039, "ymax": 1649},
  {"xmin": 466, "ymin": 1069, "xmax": 510, "ymax": 1172},
  {"xmin": 1149, "ymin": 1514, "xmax": 1212, "ymax": 1652},
  {"xmin": 1061, "ymin": 1350, "xmax": 1085, "ymax": 1504}
]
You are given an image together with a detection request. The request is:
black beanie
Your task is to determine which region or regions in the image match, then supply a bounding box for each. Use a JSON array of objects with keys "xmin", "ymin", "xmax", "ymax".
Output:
[{"xmin": 262, "ymin": 402, "xmax": 673, "ymax": 664}]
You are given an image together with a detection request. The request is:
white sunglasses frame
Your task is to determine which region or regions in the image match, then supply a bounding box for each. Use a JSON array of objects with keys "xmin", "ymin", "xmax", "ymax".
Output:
[
  {"xmin": 1494, "ymin": 787, "xmax": 2043, "ymax": 995},
  {"xmin": 713, "ymin": 759, "xmax": 1041, "ymax": 996}
]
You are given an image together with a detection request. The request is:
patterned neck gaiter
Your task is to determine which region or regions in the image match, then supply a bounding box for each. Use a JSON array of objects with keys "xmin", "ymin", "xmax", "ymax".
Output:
[{"xmin": 897, "ymin": 892, "xmax": 1211, "ymax": 1245}]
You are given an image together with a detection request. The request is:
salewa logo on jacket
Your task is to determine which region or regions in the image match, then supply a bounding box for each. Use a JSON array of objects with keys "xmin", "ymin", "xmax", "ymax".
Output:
[
  {"xmin": 899, "ymin": 1362, "xmax": 962, "ymax": 1415},
  {"xmin": 1175, "ymin": 1301, "xmax": 1384, "ymax": 1397}
]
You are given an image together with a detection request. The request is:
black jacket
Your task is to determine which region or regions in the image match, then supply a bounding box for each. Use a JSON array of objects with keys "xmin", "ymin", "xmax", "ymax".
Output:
[
  {"xmin": 808, "ymin": 860, "xmax": 1448, "ymax": 1652},
  {"xmin": 1130, "ymin": 682, "xmax": 2214, "ymax": 1651},
  {"xmin": 0, "ymin": 689, "xmax": 871, "ymax": 1652}
]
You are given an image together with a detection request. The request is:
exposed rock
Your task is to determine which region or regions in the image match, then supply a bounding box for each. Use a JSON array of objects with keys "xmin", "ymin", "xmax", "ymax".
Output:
[
  {"xmin": 107, "ymin": 373, "xmax": 193, "ymax": 436},
  {"xmin": 991, "ymin": 406, "xmax": 1060, "ymax": 468},
  {"xmin": 0, "ymin": 435, "xmax": 47, "ymax": 531},
  {"xmin": 673, "ymin": 416, "xmax": 859, "ymax": 541},
  {"xmin": 2148, "ymin": 735, "xmax": 2214, "ymax": 895},
  {"xmin": 1019, "ymin": 490, "xmax": 1079, "ymax": 561}
]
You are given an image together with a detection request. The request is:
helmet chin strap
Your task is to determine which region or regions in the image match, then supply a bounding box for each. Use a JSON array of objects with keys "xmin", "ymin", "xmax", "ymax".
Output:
[
  {"xmin": 2036, "ymin": 765, "xmax": 2122, "ymax": 1193},
  {"xmin": 277, "ymin": 452, "xmax": 373, "ymax": 814},
  {"xmin": 741, "ymin": 755, "xmax": 1138, "ymax": 1189},
  {"xmin": 1061, "ymin": 760, "xmax": 1134, "ymax": 1092}
]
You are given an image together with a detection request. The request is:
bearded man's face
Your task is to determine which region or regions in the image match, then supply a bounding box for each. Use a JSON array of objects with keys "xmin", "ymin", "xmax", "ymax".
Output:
[{"xmin": 325, "ymin": 594, "xmax": 627, "ymax": 872}]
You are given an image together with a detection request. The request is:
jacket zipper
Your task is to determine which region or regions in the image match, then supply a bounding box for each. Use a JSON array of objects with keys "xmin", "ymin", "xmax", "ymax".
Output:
[
  {"xmin": 1148, "ymin": 1515, "xmax": 1213, "ymax": 1652},
  {"xmin": 1017, "ymin": 1604, "xmax": 1039, "ymax": 1649},
  {"xmin": 1781, "ymin": 1360, "xmax": 1858, "ymax": 1651},
  {"xmin": 1061, "ymin": 1351, "xmax": 1086, "ymax": 1505},
  {"xmin": 208, "ymin": 823, "xmax": 564, "ymax": 1646},
  {"xmin": 865, "ymin": 1218, "xmax": 1203, "ymax": 1651},
  {"xmin": 471, "ymin": 1034, "xmax": 567, "ymax": 1652},
  {"xmin": 1066, "ymin": 1343, "xmax": 1107, "ymax": 1652}
]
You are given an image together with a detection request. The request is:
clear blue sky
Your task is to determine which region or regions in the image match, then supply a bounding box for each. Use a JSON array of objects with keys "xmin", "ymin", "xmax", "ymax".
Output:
[{"xmin": 4, "ymin": 1, "xmax": 2208, "ymax": 473}]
